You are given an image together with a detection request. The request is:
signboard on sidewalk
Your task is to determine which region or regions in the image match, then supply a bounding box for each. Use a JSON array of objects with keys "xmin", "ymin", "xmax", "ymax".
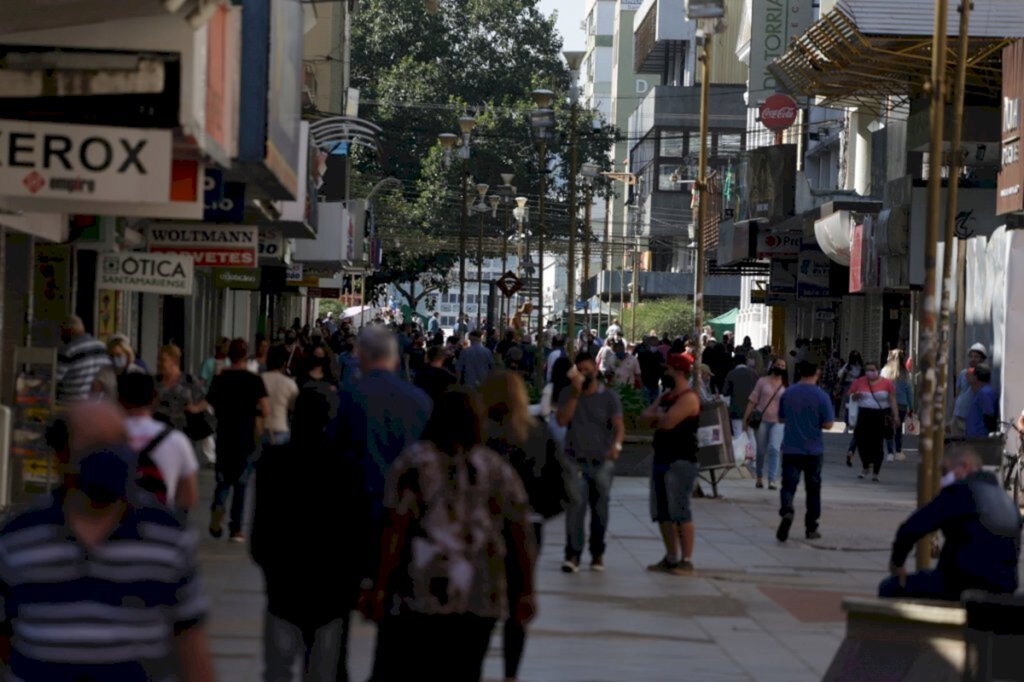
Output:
[
  {"xmin": 0, "ymin": 119, "xmax": 172, "ymax": 203},
  {"xmin": 97, "ymin": 252, "xmax": 194, "ymax": 296},
  {"xmin": 146, "ymin": 224, "xmax": 258, "ymax": 268}
]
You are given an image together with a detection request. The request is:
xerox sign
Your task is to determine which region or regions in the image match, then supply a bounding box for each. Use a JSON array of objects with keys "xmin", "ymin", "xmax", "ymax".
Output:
[{"xmin": 0, "ymin": 120, "xmax": 172, "ymax": 203}]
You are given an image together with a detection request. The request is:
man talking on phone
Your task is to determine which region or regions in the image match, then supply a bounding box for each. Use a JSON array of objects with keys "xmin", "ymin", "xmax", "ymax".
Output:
[{"xmin": 556, "ymin": 351, "xmax": 625, "ymax": 573}]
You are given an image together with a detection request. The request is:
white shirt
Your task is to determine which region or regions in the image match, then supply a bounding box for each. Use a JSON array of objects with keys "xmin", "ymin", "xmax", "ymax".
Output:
[
  {"xmin": 125, "ymin": 415, "xmax": 199, "ymax": 507},
  {"xmin": 261, "ymin": 371, "xmax": 299, "ymax": 433}
]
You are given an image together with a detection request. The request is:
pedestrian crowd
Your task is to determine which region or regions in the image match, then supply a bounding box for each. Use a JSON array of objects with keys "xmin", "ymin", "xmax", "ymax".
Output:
[{"xmin": 2, "ymin": 314, "xmax": 1015, "ymax": 680}]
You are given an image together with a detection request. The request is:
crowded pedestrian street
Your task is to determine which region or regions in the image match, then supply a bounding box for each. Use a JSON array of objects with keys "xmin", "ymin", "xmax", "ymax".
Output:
[{"xmin": 3, "ymin": 0, "xmax": 1024, "ymax": 680}]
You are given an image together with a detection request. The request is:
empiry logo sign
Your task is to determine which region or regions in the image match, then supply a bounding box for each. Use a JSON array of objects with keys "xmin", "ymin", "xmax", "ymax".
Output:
[{"xmin": 22, "ymin": 171, "xmax": 44, "ymax": 194}]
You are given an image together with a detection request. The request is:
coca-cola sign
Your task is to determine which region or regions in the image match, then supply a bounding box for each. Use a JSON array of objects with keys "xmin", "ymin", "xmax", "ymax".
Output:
[{"xmin": 759, "ymin": 93, "xmax": 798, "ymax": 131}]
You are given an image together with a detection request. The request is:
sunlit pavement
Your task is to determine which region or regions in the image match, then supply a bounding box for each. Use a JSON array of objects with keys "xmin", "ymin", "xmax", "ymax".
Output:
[{"xmin": 200, "ymin": 432, "xmax": 931, "ymax": 681}]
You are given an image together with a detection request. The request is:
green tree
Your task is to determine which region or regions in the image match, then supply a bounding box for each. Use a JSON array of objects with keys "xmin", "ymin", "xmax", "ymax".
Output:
[
  {"xmin": 353, "ymin": 0, "xmax": 617, "ymax": 311},
  {"xmin": 631, "ymin": 298, "xmax": 696, "ymax": 340}
]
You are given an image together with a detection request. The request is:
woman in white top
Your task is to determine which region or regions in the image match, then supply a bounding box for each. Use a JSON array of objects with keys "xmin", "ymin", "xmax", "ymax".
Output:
[{"xmin": 260, "ymin": 345, "xmax": 299, "ymax": 446}]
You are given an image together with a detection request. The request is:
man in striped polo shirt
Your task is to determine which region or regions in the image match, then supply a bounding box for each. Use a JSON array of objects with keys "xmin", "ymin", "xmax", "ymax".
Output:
[
  {"xmin": 0, "ymin": 402, "xmax": 214, "ymax": 681},
  {"xmin": 56, "ymin": 315, "xmax": 112, "ymax": 403}
]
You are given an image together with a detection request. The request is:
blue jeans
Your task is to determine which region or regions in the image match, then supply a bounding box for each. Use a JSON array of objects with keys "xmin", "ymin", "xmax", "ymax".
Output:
[
  {"xmin": 780, "ymin": 454, "xmax": 823, "ymax": 533},
  {"xmin": 565, "ymin": 459, "xmax": 615, "ymax": 560},
  {"xmin": 878, "ymin": 570, "xmax": 952, "ymax": 601},
  {"xmin": 212, "ymin": 458, "xmax": 255, "ymax": 535},
  {"xmin": 262, "ymin": 431, "xmax": 291, "ymax": 447},
  {"xmin": 885, "ymin": 409, "xmax": 907, "ymax": 455},
  {"xmin": 755, "ymin": 422, "xmax": 784, "ymax": 482}
]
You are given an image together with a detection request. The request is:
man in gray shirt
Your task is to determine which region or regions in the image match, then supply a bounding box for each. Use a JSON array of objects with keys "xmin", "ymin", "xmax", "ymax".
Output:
[
  {"xmin": 723, "ymin": 353, "xmax": 758, "ymax": 435},
  {"xmin": 456, "ymin": 330, "xmax": 494, "ymax": 388},
  {"xmin": 556, "ymin": 351, "xmax": 625, "ymax": 573}
]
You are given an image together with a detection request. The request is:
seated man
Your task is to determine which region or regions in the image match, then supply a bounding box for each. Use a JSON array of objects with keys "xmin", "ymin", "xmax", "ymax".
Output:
[{"xmin": 880, "ymin": 448, "xmax": 1022, "ymax": 600}]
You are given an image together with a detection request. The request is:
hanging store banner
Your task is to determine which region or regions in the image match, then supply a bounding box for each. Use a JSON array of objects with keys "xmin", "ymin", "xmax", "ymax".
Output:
[
  {"xmin": 748, "ymin": 0, "xmax": 812, "ymax": 107},
  {"xmin": 0, "ymin": 119, "xmax": 172, "ymax": 203},
  {"xmin": 998, "ymin": 40, "xmax": 1024, "ymax": 215},
  {"xmin": 97, "ymin": 252, "xmax": 194, "ymax": 296},
  {"xmin": 797, "ymin": 240, "xmax": 832, "ymax": 298},
  {"xmin": 756, "ymin": 230, "xmax": 801, "ymax": 258},
  {"xmin": 766, "ymin": 259, "xmax": 798, "ymax": 305},
  {"xmin": 146, "ymin": 224, "xmax": 258, "ymax": 268}
]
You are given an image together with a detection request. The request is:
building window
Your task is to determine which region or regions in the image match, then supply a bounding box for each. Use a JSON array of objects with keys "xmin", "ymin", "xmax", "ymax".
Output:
[
  {"xmin": 658, "ymin": 164, "xmax": 683, "ymax": 192},
  {"xmin": 661, "ymin": 129, "xmax": 684, "ymax": 158}
]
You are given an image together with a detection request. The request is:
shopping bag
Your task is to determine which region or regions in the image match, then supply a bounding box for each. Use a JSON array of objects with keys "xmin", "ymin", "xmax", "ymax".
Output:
[
  {"xmin": 905, "ymin": 413, "xmax": 920, "ymax": 435},
  {"xmin": 847, "ymin": 398, "xmax": 859, "ymax": 429},
  {"xmin": 732, "ymin": 429, "xmax": 755, "ymax": 467}
]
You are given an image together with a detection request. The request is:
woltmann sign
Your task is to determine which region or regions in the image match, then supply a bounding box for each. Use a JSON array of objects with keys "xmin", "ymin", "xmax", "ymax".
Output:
[
  {"xmin": 97, "ymin": 253, "xmax": 194, "ymax": 296},
  {"xmin": 748, "ymin": 0, "xmax": 811, "ymax": 107}
]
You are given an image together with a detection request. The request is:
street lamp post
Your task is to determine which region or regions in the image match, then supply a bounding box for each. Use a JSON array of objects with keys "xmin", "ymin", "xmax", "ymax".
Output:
[
  {"xmin": 581, "ymin": 162, "xmax": 599, "ymax": 336},
  {"xmin": 513, "ymin": 196, "xmax": 530, "ymax": 336},
  {"xmin": 496, "ymin": 173, "xmax": 515, "ymax": 334},
  {"xmin": 693, "ymin": 30, "xmax": 713, "ymax": 369},
  {"xmin": 474, "ymin": 182, "xmax": 490, "ymax": 330},
  {"xmin": 530, "ymin": 90, "xmax": 556, "ymax": 351},
  {"xmin": 564, "ymin": 51, "xmax": 585, "ymax": 356},
  {"xmin": 457, "ymin": 116, "xmax": 477, "ymax": 325}
]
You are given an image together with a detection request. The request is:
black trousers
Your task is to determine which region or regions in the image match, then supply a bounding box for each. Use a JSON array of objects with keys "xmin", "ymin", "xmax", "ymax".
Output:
[
  {"xmin": 855, "ymin": 408, "xmax": 888, "ymax": 475},
  {"xmin": 503, "ymin": 522, "xmax": 543, "ymax": 679},
  {"xmin": 370, "ymin": 613, "xmax": 497, "ymax": 682}
]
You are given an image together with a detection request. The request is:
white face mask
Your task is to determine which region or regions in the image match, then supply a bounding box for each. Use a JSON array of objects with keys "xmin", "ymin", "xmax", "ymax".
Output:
[
  {"xmin": 112, "ymin": 355, "xmax": 129, "ymax": 370},
  {"xmin": 940, "ymin": 471, "xmax": 957, "ymax": 489}
]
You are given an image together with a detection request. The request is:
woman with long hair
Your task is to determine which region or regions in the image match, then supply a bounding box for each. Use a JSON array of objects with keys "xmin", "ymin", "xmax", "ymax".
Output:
[
  {"xmin": 365, "ymin": 389, "xmax": 536, "ymax": 682},
  {"xmin": 480, "ymin": 371, "xmax": 565, "ymax": 682},
  {"xmin": 839, "ymin": 350, "xmax": 865, "ymax": 464},
  {"xmin": 881, "ymin": 350, "xmax": 913, "ymax": 462},
  {"xmin": 743, "ymin": 358, "xmax": 788, "ymax": 490}
]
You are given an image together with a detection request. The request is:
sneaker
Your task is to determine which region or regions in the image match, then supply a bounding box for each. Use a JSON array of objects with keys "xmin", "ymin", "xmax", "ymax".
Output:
[
  {"xmin": 806, "ymin": 530, "xmax": 822, "ymax": 540},
  {"xmin": 561, "ymin": 558, "xmax": 580, "ymax": 574},
  {"xmin": 208, "ymin": 508, "xmax": 224, "ymax": 539},
  {"xmin": 846, "ymin": 453, "xmax": 854, "ymax": 468},
  {"xmin": 755, "ymin": 479, "xmax": 764, "ymax": 489},
  {"xmin": 590, "ymin": 557, "xmax": 604, "ymax": 572},
  {"xmin": 777, "ymin": 513, "xmax": 794, "ymax": 542},
  {"xmin": 673, "ymin": 560, "xmax": 696, "ymax": 575},
  {"xmin": 768, "ymin": 482, "xmax": 778, "ymax": 491},
  {"xmin": 858, "ymin": 468, "xmax": 869, "ymax": 479},
  {"xmin": 872, "ymin": 476, "xmax": 880, "ymax": 483},
  {"xmin": 647, "ymin": 558, "xmax": 678, "ymax": 573},
  {"xmin": 886, "ymin": 454, "xmax": 895, "ymax": 463},
  {"xmin": 229, "ymin": 532, "xmax": 246, "ymax": 543}
]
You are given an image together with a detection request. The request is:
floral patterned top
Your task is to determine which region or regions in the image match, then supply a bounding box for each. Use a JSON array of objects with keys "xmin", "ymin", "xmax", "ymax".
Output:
[{"xmin": 383, "ymin": 442, "xmax": 529, "ymax": 619}]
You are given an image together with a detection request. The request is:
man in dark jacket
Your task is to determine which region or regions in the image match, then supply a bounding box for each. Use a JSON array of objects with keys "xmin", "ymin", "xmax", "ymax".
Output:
[
  {"xmin": 881, "ymin": 448, "xmax": 1021, "ymax": 600},
  {"xmin": 251, "ymin": 383, "xmax": 369, "ymax": 682}
]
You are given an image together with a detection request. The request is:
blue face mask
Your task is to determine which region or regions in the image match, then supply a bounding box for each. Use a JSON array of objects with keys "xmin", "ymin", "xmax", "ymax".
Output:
[{"xmin": 615, "ymin": 351, "xmax": 626, "ymax": 360}]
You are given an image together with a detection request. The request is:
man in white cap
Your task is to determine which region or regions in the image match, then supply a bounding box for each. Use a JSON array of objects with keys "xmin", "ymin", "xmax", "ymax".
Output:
[{"xmin": 952, "ymin": 342, "xmax": 988, "ymax": 437}]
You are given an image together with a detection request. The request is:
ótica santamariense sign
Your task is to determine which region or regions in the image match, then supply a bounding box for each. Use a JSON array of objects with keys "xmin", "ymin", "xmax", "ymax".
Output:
[
  {"xmin": 0, "ymin": 119, "xmax": 172, "ymax": 203},
  {"xmin": 97, "ymin": 252, "xmax": 194, "ymax": 296},
  {"xmin": 759, "ymin": 93, "xmax": 799, "ymax": 132},
  {"xmin": 146, "ymin": 224, "xmax": 258, "ymax": 268}
]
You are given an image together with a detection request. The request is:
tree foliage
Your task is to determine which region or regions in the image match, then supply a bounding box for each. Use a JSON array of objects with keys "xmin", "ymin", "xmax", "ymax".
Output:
[
  {"xmin": 352, "ymin": 0, "xmax": 618, "ymax": 310},
  {"xmin": 631, "ymin": 298, "xmax": 696, "ymax": 340}
]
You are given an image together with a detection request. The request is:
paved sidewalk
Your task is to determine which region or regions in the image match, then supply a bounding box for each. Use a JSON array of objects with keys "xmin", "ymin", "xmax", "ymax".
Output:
[{"xmin": 200, "ymin": 433, "xmax": 925, "ymax": 681}]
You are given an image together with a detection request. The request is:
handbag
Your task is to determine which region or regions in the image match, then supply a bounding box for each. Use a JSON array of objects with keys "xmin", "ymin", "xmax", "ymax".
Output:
[
  {"xmin": 749, "ymin": 384, "xmax": 782, "ymax": 430},
  {"xmin": 867, "ymin": 382, "xmax": 895, "ymax": 439},
  {"xmin": 185, "ymin": 407, "xmax": 216, "ymax": 441}
]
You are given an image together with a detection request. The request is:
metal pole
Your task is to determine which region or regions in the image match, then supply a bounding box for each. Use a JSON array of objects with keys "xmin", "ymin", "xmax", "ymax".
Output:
[
  {"xmin": 583, "ymin": 185, "xmax": 593, "ymax": 338},
  {"xmin": 537, "ymin": 141, "xmax": 547, "ymax": 349},
  {"xmin": 631, "ymin": 237, "xmax": 639, "ymax": 342},
  {"xmin": 567, "ymin": 101, "xmax": 580, "ymax": 359},
  {"xmin": 459, "ymin": 157, "xmax": 469, "ymax": 323},
  {"xmin": 933, "ymin": 0, "xmax": 971, "ymax": 485},
  {"xmin": 694, "ymin": 32, "xmax": 713, "ymax": 368},
  {"xmin": 915, "ymin": 0, "xmax": 950, "ymax": 572},
  {"xmin": 477, "ymin": 208, "xmax": 485, "ymax": 331},
  {"xmin": 501, "ymin": 204, "xmax": 509, "ymax": 335},
  {"xmin": 602, "ymin": 192, "xmax": 611, "ymax": 271}
]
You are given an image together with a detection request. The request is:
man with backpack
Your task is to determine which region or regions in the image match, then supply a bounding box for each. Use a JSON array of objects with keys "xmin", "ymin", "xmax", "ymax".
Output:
[{"xmin": 120, "ymin": 373, "xmax": 199, "ymax": 512}]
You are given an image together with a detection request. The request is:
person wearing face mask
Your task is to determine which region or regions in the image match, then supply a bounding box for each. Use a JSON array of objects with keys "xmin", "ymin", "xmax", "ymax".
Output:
[
  {"xmin": 881, "ymin": 448, "xmax": 1021, "ymax": 600},
  {"xmin": 612, "ymin": 341, "xmax": 641, "ymax": 388},
  {"xmin": 107, "ymin": 336, "xmax": 146, "ymax": 375},
  {"xmin": 848, "ymin": 361, "xmax": 900, "ymax": 482},
  {"xmin": 953, "ymin": 343, "xmax": 989, "ymax": 437},
  {"xmin": 743, "ymin": 359, "xmax": 788, "ymax": 490},
  {"xmin": 556, "ymin": 352, "xmax": 625, "ymax": 574}
]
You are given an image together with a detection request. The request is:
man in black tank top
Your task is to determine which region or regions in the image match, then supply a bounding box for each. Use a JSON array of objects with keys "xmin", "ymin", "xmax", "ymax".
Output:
[{"xmin": 642, "ymin": 353, "xmax": 702, "ymax": 575}]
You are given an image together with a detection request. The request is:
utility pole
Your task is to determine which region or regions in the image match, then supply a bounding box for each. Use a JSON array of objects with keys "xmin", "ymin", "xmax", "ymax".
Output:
[
  {"xmin": 477, "ymin": 204, "xmax": 485, "ymax": 330},
  {"xmin": 694, "ymin": 31, "xmax": 713, "ymax": 368},
  {"xmin": 933, "ymin": 0, "xmax": 972, "ymax": 491},
  {"xmin": 583, "ymin": 184, "xmax": 593, "ymax": 335},
  {"xmin": 915, "ymin": 0, "xmax": 950, "ymax": 571},
  {"xmin": 631, "ymin": 237, "xmax": 640, "ymax": 342}
]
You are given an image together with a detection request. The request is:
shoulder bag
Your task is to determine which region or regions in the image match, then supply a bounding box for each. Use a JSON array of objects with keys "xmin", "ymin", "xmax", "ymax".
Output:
[{"xmin": 749, "ymin": 383, "xmax": 782, "ymax": 430}]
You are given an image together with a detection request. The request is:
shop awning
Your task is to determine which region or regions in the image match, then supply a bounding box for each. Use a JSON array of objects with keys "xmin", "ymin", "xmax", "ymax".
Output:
[{"xmin": 768, "ymin": 2, "xmax": 1021, "ymax": 112}]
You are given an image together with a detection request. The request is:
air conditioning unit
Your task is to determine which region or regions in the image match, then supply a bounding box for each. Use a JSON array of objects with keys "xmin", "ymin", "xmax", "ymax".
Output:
[{"xmin": 686, "ymin": 0, "xmax": 726, "ymax": 19}]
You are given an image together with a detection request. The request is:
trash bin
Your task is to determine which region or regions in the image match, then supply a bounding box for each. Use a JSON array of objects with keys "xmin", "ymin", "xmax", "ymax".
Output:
[{"xmin": 962, "ymin": 590, "xmax": 1024, "ymax": 682}]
